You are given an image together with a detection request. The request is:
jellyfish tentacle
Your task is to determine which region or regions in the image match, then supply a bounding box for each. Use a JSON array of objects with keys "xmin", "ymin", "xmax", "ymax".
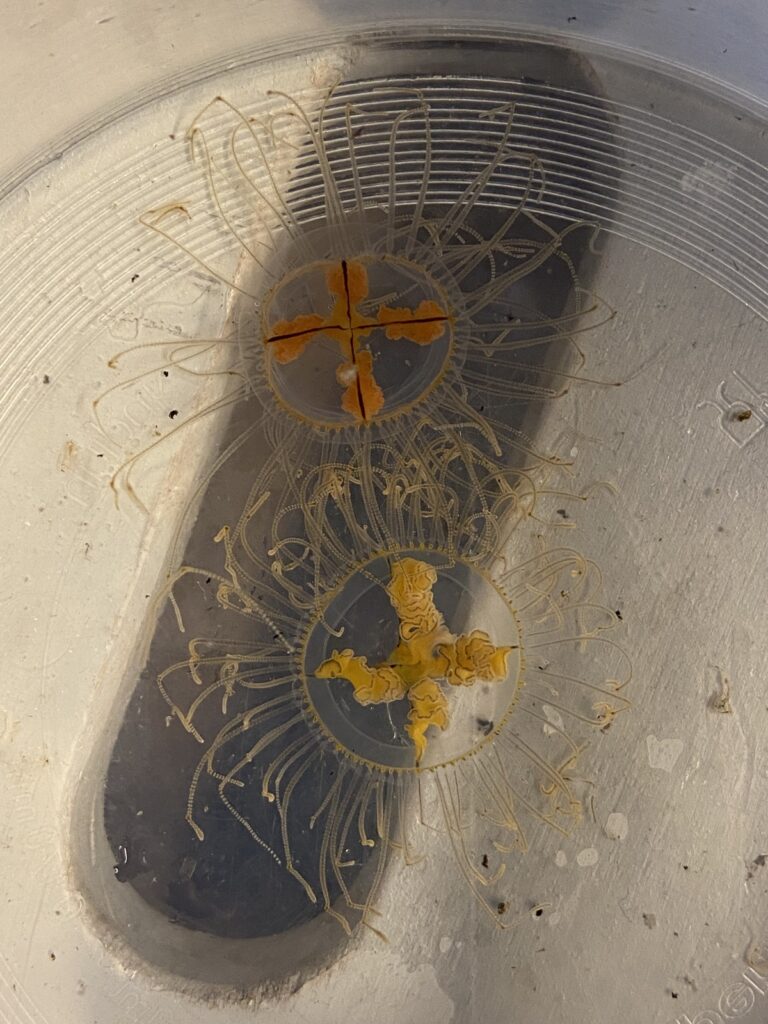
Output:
[
  {"xmin": 139, "ymin": 204, "xmax": 259, "ymax": 300},
  {"xmin": 435, "ymin": 773, "xmax": 508, "ymax": 928},
  {"xmin": 275, "ymin": 744, "xmax": 321, "ymax": 903},
  {"xmin": 188, "ymin": 123, "xmax": 275, "ymax": 276}
]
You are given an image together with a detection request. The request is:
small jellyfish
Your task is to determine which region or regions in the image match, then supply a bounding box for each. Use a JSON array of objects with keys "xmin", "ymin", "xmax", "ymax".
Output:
[
  {"xmin": 99, "ymin": 85, "xmax": 615, "ymax": 522},
  {"xmin": 155, "ymin": 446, "xmax": 631, "ymax": 935}
]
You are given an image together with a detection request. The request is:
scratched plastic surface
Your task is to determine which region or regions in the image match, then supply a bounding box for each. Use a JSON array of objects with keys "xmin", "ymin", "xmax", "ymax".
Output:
[{"xmin": 1, "ymin": 11, "xmax": 768, "ymax": 1024}]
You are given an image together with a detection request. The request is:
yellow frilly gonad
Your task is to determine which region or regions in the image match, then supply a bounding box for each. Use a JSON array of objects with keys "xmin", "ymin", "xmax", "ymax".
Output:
[{"xmin": 316, "ymin": 558, "xmax": 513, "ymax": 765}]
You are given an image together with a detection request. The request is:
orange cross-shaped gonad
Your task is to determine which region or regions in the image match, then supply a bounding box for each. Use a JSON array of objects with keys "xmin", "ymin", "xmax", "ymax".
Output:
[{"xmin": 264, "ymin": 260, "xmax": 450, "ymax": 422}]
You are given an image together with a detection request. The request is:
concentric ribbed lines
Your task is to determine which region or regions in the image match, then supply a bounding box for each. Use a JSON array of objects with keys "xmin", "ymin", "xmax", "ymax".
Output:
[
  {"xmin": 0, "ymin": 93, "xmax": 300, "ymax": 462},
  {"xmin": 0, "ymin": 52, "xmax": 766, "ymax": 470},
  {"xmin": 292, "ymin": 82, "xmax": 768, "ymax": 309}
]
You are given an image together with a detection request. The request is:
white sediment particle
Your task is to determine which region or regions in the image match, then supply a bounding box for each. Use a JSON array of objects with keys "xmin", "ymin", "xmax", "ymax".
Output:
[
  {"xmin": 337, "ymin": 364, "xmax": 358, "ymax": 385},
  {"xmin": 604, "ymin": 812, "xmax": 629, "ymax": 841},
  {"xmin": 646, "ymin": 734, "xmax": 684, "ymax": 772},
  {"xmin": 576, "ymin": 847, "xmax": 599, "ymax": 867},
  {"xmin": 542, "ymin": 703, "xmax": 564, "ymax": 736}
]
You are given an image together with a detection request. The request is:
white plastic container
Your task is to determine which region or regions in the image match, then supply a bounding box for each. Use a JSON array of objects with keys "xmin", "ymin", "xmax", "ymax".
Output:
[{"xmin": 1, "ymin": 4, "xmax": 768, "ymax": 1023}]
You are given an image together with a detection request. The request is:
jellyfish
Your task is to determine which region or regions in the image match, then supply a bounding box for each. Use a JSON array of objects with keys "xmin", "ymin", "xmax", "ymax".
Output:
[
  {"xmin": 97, "ymin": 84, "xmax": 616, "ymax": 527},
  {"xmin": 155, "ymin": 444, "xmax": 631, "ymax": 935}
]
